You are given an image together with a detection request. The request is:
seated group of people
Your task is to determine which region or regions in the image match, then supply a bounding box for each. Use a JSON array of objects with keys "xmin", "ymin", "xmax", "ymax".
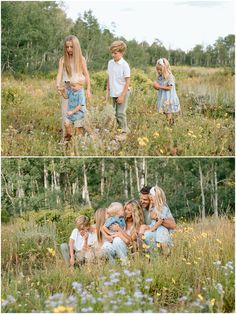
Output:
[{"xmin": 60, "ymin": 185, "xmax": 176, "ymax": 266}]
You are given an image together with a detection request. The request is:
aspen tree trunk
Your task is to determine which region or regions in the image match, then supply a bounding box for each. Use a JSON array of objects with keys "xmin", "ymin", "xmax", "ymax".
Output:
[
  {"xmin": 129, "ymin": 165, "xmax": 134, "ymax": 199},
  {"xmin": 124, "ymin": 161, "xmax": 129, "ymax": 199},
  {"xmin": 44, "ymin": 162, "xmax": 48, "ymax": 207},
  {"xmin": 82, "ymin": 162, "xmax": 91, "ymax": 207},
  {"xmin": 140, "ymin": 158, "xmax": 146, "ymax": 189},
  {"xmin": 211, "ymin": 163, "xmax": 218, "ymax": 217},
  {"xmin": 17, "ymin": 162, "xmax": 25, "ymax": 216},
  {"xmin": 134, "ymin": 158, "xmax": 140, "ymax": 192},
  {"xmin": 101, "ymin": 159, "xmax": 105, "ymax": 197},
  {"xmin": 198, "ymin": 161, "xmax": 205, "ymax": 219},
  {"xmin": 51, "ymin": 160, "xmax": 61, "ymax": 207}
]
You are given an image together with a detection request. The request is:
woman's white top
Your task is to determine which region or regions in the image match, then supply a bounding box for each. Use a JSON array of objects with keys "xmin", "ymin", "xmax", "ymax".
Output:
[
  {"xmin": 70, "ymin": 228, "xmax": 96, "ymax": 251},
  {"xmin": 63, "ymin": 62, "xmax": 85, "ymax": 83}
]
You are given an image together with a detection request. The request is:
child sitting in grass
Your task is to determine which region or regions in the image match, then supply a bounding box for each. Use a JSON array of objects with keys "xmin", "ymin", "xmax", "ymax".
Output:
[
  {"xmin": 60, "ymin": 215, "xmax": 96, "ymax": 266},
  {"xmin": 102, "ymin": 202, "xmax": 126, "ymax": 240}
]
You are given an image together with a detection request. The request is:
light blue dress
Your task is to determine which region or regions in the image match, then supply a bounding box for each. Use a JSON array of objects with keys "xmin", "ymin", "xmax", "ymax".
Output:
[
  {"xmin": 144, "ymin": 205, "xmax": 173, "ymax": 245},
  {"xmin": 156, "ymin": 74, "xmax": 180, "ymax": 113},
  {"xmin": 66, "ymin": 88, "xmax": 86, "ymax": 124}
]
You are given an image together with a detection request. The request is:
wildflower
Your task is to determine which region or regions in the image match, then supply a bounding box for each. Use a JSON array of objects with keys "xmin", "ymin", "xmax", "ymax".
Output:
[
  {"xmin": 201, "ymin": 232, "xmax": 207, "ymax": 238},
  {"xmin": 198, "ymin": 294, "xmax": 204, "ymax": 301},
  {"xmin": 186, "ymin": 262, "xmax": 191, "ymax": 265},
  {"xmin": 145, "ymin": 278, "xmax": 153, "ymax": 283},
  {"xmin": 156, "ymin": 243, "xmax": 161, "ymax": 248},
  {"xmin": 145, "ymin": 254, "xmax": 150, "ymax": 259},
  {"xmin": 160, "ymin": 149, "xmax": 164, "ymax": 154},
  {"xmin": 53, "ymin": 306, "xmax": 66, "ymax": 313},
  {"xmin": 156, "ymin": 292, "xmax": 161, "ymax": 296},
  {"xmin": 153, "ymin": 131, "xmax": 160, "ymax": 138},
  {"xmin": 142, "ymin": 234, "xmax": 146, "ymax": 240},
  {"xmin": 142, "ymin": 243, "xmax": 149, "ymax": 249},
  {"xmin": 47, "ymin": 248, "xmax": 56, "ymax": 256},
  {"xmin": 210, "ymin": 298, "xmax": 215, "ymax": 305},
  {"xmin": 171, "ymin": 278, "xmax": 176, "ymax": 284},
  {"xmin": 216, "ymin": 239, "xmax": 222, "ymax": 244},
  {"xmin": 138, "ymin": 137, "xmax": 149, "ymax": 146}
]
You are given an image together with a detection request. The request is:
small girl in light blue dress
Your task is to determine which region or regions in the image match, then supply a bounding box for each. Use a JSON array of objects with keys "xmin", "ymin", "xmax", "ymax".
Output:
[{"xmin": 153, "ymin": 58, "xmax": 180, "ymax": 125}]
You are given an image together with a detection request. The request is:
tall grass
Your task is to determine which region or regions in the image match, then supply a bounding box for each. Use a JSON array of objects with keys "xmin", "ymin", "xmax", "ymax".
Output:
[
  {"xmin": 2, "ymin": 66, "xmax": 234, "ymax": 156},
  {"xmin": 1, "ymin": 215, "xmax": 234, "ymax": 313}
]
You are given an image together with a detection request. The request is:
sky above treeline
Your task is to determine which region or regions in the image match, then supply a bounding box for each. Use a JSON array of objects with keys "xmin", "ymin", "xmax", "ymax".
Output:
[{"xmin": 60, "ymin": 0, "xmax": 235, "ymax": 51}]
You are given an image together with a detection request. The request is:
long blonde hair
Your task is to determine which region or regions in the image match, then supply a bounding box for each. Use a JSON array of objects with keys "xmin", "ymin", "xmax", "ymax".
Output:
[
  {"xmin": 124, "ymin": 200, "xmax": 144, "ymax": 238},
  {"xmin": 94, "ymin": 208, "xmax": 107, "ymax": 243},
  {"xmin": 63, "ymin": 35, "xmax": 84, "ymax": 78},
  {"xmin": 149, "ymin": 185, "xmax": 167, "ymax": 214},
  {"xmin": 156, "ymin": 58, "xmax": 173, "ymax": 80}
]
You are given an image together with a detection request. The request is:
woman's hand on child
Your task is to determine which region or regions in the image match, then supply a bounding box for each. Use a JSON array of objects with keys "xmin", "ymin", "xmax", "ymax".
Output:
[
  {"xmin": 110, "ymin": 223, "xmax": 120, "ymax": 232},
  {"xmin": 106, "ymin": 235, "xmax": 114, "ymax": 242}
]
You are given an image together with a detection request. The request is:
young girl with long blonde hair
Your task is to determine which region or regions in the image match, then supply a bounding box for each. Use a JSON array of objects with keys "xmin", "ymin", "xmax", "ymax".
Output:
[
  {"xmin": 153, "ymin": 58, "xmax": 180, "ymax": 125},
  {"xmin": 56, "ymin": 35, "xmax": 91, "ymax": 142}
]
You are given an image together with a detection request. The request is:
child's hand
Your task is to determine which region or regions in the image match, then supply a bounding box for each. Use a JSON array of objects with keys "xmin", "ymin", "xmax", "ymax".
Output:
[
  {"xmin": 153, "ymin": 82, "xmax": 160, "ymax": 90},
  {"xmin": 66, "ymin": 110, "xmax": 74, "ymax": 116},
  {"xmin": 70, "ymin": 256, "xmax": 75, "ymax": 266},
  {"xmin": 86, "ymin": 89, "xmax": 91, "ymax": 99},
  {"xmin": 117, "ymin": 95, "xmax": 124, "ymax": 104}
]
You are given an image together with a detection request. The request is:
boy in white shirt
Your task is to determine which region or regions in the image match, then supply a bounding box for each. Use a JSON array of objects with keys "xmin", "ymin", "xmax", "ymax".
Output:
[
  {"xmin": 60, "ymin": 215, "xmax": 96, "ymax": 266},
  {"xmin": 107, "ymin": 40, "xmax": 131, "ymax": 141}
]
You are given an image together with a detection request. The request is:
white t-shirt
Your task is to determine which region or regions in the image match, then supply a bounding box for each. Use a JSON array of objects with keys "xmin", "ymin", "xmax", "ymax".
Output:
[
  {"xmin": 107, "ymin": 58, "xmax": 130, "ymax": 97},
  {"xmin": 70, "ymin": 228, "xmax": 96, "ymax": 251}
]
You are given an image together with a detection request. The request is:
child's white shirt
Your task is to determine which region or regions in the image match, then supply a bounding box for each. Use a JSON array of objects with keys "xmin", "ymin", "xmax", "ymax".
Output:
[
  {"xmin": 70, "ymin": 228, "xmax": 96, "ymax": 251},
  {"xmin": 107, "ymin": 58, "xmax": 130, "ymax": 97}
]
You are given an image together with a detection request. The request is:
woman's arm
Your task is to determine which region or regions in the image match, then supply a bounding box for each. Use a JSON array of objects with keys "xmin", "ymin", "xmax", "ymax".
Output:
[
  {"xmin": 82, "ymin": 57, "xmax": 91, "ymax": 98},
  {"xmin": 111, "ymin": 224, "xmax": 131, "ymax": 244}
]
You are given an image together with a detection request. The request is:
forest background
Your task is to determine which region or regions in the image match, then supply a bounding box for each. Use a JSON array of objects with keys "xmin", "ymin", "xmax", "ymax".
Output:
[{"xmin": 2, "ymin": 1, "xmax": 235, "ymax": 73}]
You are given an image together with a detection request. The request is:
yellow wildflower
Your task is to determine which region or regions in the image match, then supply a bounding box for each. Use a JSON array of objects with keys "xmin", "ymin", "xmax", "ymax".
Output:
[
  {"xmin": 216, "ymin": 239, "xmax": 222, "ymax": 244},
  {"xmin": 171, "ymin": 278, "xmax": 176, "ymax": 284},
  {"xmin": 145, "ymin": 254, "xmax": 150, "ymax": 259},
  {"xmin": 186, "ymin": 262, "xmax": 191, "ymax": 265},
  {"xmin": 47, "ymin": 247, "xmax": 56, "ymax": 256},
  {"xmin": 160, "ymin": 149, "xmax": 164, "ymax": 154},
  {"xmin": 153, "ymin": 131, "xmax": 160, "ymax": 138},
  {"xmin": 143, "ymin": 243, "xmax": 149, "ymax": 249},
  {"xmin": 53, "ymin": 306, "xmax": 66, "ymax": 313},
  {"xmin": 156, "ymin": 292, "xmax": 161, "ymax": 296},
  {"xmin": 210, "ymin": 298, "xmax": 215, "ymax": 305},
  {"xmin": 138, "ymin": 137, "xmax": 149, "ymax": 147},
  {"xmin": 198, "ymin": 294, "xmax": 204, "ymax": 301},
  {"xmin": 156, "ymin": 243, "xmax": 161, "ymax": 248}
]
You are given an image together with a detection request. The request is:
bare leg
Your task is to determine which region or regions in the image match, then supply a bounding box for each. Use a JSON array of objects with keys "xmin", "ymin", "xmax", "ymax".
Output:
[
  {"xmin": 161, "ymin": 243, "xmax": 170, "ymax": 256},
  {"xmin": 64, "ymin": 122, "xmax": 72, "ymax": 141},
  {"xmin": 75, "ymin": 127, "xmax": 85, "ymax": 136}
]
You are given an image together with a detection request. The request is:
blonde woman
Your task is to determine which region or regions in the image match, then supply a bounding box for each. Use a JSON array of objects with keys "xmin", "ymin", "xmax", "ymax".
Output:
[
  {"xmin": 56, "ymin": 35, "xmax": 91, "ymax": 142},
  {"xmin": 95, "ymin": 207, "xmax": 128, "ymax": 264},
  {"xmin": 153, "ymin": 57, "xmax": 180, "ymax": 125}
]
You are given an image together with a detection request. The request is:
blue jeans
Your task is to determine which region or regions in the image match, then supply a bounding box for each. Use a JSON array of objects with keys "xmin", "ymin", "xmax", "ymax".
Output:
[{"xmin": 102, "ymin": 237, "xmax": 128, "ymax": 262}]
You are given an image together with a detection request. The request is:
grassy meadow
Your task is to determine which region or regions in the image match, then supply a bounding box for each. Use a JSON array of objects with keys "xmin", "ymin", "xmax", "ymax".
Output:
[
  {"xmin": 1, "ymin": 211, "xmax": 235, "ymax": 313},
  {"xmin": 2, "ymin": 66, "xmax": 235, "ymax": 156}
]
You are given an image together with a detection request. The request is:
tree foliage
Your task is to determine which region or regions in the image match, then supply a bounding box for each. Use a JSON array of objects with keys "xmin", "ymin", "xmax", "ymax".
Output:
[
  {"xmin": 1, "ymin": 2, "xmax": 235, "ymax": 73},
  {"xmin": 1, "ymin": 158, "xmax": 234, "ymax": 221}
]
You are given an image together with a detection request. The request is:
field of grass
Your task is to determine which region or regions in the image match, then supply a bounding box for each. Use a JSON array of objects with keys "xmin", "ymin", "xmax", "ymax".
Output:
[
  {"xmin": 1, "ymin": 212, "xmax": 234, "ymax": 313},
  {"xmin": 2, "ymin": 66, "xmax": 234, "ymax": 156}
]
